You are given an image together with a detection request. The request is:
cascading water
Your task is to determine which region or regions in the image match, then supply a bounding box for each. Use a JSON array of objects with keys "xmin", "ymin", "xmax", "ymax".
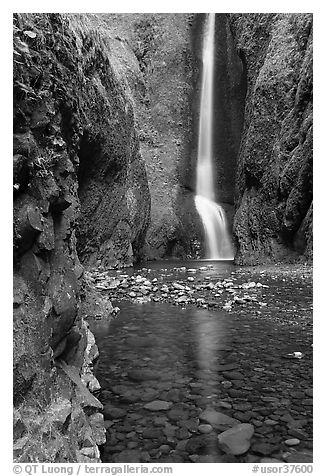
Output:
[{"xmin": 195, "ymin": 13, "xmax": 234, "ymax": 260}]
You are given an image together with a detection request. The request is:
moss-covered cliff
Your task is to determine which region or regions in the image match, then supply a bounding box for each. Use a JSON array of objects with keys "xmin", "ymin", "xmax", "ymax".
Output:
[
  {"xmin": 229, "ymin": 13, "xmax": 313, "ymax": 264},
  {"xmin": 13, "ymin": 13, "xmax": 150, "ymax": 462}
]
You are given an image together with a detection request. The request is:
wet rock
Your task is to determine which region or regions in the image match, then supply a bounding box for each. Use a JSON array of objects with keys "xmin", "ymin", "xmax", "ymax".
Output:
[
  {"xmin": 172, "ymin": 282, "xmax": 185, "ymax": 290},
  {"xmin": 199, "ymin": 410, "xmax": 240, "ymax": 430},
  {"xmin": 251, "ymin": 443, "xmax": 279, "ymax": 456},
  {"xmin": 104, "ymin": 421, "xmax": 114, "ymax": 429},
  {"xmin": 195, "ymin": 454, "xmax": 223, "ymax": 462},
  {"xmin": 305, "ymin": 388, "xmax": 313, "ymax": 397},
  {"xmin": 167, "ymin": 406, "xmax": 190, "ymax": 421},
  {"xmin": 143, "ymin": 400, "xmax": 172, "ymax": 411},
  {"xmin": 233, "ymin": 411, "xmax": 252, "ymax": 423},
  {"xmin": 175, "ymin": 295, "xmax": 189, "ymax": 304},
  {"xmin": 198, "ymin": 424, "xmax": 213, "ymax": 434},
  {"xmin": 175, "ymin": 439, "xmax": 188, "ymax": 451},
  {"xmin": 245, "ymin": 454, "xmax": 261, "ymax": 463},
  {"xmin": 223, "ymin": 370, "xmax": 245, "ymax": 380},
  {"xmin": 265, "ymin": 419, "xmax": 278, "ymax": 426},
  {"xmin": 217, "ymin": 363, "xmax": 239, "ymax": 371},
  {"xmin": 102, "ymin": 405, "xmax": 127, "ymax": 420},
  {"xmin": 287, "ymin": 428, "xmax": 308, "ymax": 440},
  {"xmin": 141, "ymin": 390, "xmax": 160, "ymax": 402},
  {"xmin": 112, "ymin": 450, "xmax": 142, "ymax": 463},
  {"xmin": 142, "ymin": 428, "xmax": 164, "ymax": 439},
  {"xmin": 284, "ymin": 438, "xmax": 300, "ymax": 446},
  {"xmin": 185, "ymin": 435, "xmax": 216, "ymax": 454},
  {"xmin": 153, "ymin": 416, "xmax": 168, "ymax": 426},
  {"xmin": 163, "ymin": 422, "xmax": 178, "ymax": 438},
  {"xmin": 217, "ymin": 423, "xmax": 254, "ymax": 455},
  {"xmin": 302, "ymin": 398, "xmax": 313, "ymax": 406},
  {"xmin": 233, "ymin": 403, "xmax": 252, "ymax": 411},
  {"xmin": 81, "ymin": 372, "xmax": 101, "ymax": 393},
  {"xmin": 77, "ymin": 446, "xmax": 100, "ymax": 462},
  {"xmin": 165, "ymin": 389, "xmax": 182, "ymax": 402},
  {"xmin": 234, "ymin": 297, "xmax": 247, "ymax": 305},
  {"xmin": 283, "ymin": 450, "xmax": 313, "ymax": 463},
  {"xmin": 217, "ymin": 401, "xmax": 232, "ymax": 410},
  {"xmin": 180, "ymin": 419, "xmax": 199, "ymax": 432},
  {"xmin": 159, "ymin": 444, "xmax": 171, "ymax": 454},
  {"xmin": 157, "ymin": 454, "xmax": 184, "ymax": 462},
  {"xmin": 227, "ymin": 389, "xmax": 247, "ymax": 398},
  {"xmin": 88, "ymin": 412, "xmax": 106, "ymax": 445},
  {"xmin": 175, "ymin": 428, "xmax": 190, "ymax": 440}
]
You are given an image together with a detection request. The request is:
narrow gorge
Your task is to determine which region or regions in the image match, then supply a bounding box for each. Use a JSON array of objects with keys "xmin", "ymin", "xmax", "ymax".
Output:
[{"xmin": 13, "ymin": 13, "xmax": 312, "ymax": 465}]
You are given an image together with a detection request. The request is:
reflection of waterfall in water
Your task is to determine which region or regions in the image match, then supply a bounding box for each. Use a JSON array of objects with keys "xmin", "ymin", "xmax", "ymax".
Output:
[{"xmin": 195, "ymin": 13, "xmax": 234, "ymax": 260}]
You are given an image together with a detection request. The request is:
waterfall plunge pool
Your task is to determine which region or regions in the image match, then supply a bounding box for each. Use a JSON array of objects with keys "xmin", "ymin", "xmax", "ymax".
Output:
[{"xmin": 89, "ymin": 261, "xmax": 313, "ymax": 463}]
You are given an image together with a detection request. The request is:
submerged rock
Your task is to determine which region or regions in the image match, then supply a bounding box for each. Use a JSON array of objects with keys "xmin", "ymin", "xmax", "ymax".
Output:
[
  {"xmin": 199, "ymin": 410, "xmax": 240, "ymax": 430},
  {"xmin": 217, "ymin": 423, "xmax": 254, "ymax": 455},
  {"xmin": 112, "ymin": 450, "xmax": 142, "ymax": 463},
  {"xmin": 143, "ymin": 400, "xmax": 172, "ymax": 411},
  {"xmin": 284, "ymin": 438, "xmax": 300, "ymax": 446}
]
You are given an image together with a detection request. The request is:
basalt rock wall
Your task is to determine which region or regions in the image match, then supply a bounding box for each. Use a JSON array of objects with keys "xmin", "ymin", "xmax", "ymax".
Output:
[
  {"xmin": 13, "ymin": 12, "xmax": 150, "ymax": 462},
  {"xmin": 229, "ymin": 13, "xmax": 313, "ymax": 264}
]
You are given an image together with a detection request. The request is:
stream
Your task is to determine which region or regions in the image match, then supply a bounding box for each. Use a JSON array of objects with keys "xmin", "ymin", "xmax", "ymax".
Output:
[{"xmin": 90, "ymin": 261, "xmax": 313, "ymax": 463}]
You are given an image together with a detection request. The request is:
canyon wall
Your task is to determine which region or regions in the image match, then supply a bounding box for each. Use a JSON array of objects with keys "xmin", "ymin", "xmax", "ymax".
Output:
[
  {"xmin": 101, "ymin": 14, "xmax": 245, "ymax": 259},
  {"xmin": 229, "ymin": 13, "xmax": 313, "ymax": 264},
  {"xmin": 13, "ymin": 13, "xmax": 149, "ymax": 462}
]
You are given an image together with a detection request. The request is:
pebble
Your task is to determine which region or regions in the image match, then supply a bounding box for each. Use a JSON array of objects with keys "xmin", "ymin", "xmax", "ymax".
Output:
[
  {"xmin": 112, "ymin": 450, "xmax": 141, "ymax": 462},
  {"xmin": 142, "ymin": 428, "xmax": 163, "ymax": 439},
  {"xmin": 251, "ymin": 443, "xmax": 279, "ymax": 456},
  {"xmin": 159, "ymin": 444, "xmax": 171, "ymax": 454},
  {"xmin": 283, "ymin": 450, "xmax": 313, "ymax": 463},
  {"xmin": 285, "ymin": 438, "xmax": 300, "ymax": 446},
  {"xmin": 143, "ymin": 400, "xmax": 172, "ymax": 411},
  {"xmin": 198, "ymin": 424, "xmax": 213, "ymax": 434},
  {"xmin": 287, "ymin": 428, "xmax": 308, "ymax": 440},
  {"xmin": 185, "ymin": 434, "xmax": 215, "ymax": 453},
  {"xmin": 102, "ymin": 405, "xmax": 126, "ymax": 420},
  {"xmin": 199, "ymin": 410, "xmax": 240, "ymax": 430},
  {"xmin": 233, "ymin": 403, "xmax": 252, "ymax": 411},
  {"xmin": 265, "ymin": 419, "xmax": 278, "ymax": 426},
  {"xmin": 218, "ymin": 401, "xmax": 233, "ymax": 409},
  {"xmin": 167, "ymin": 407, "xmax": 189, "ymax": 421},
  {"xmin": 218, "ymin": 423, "xmax": 254, "ymax": 455}
]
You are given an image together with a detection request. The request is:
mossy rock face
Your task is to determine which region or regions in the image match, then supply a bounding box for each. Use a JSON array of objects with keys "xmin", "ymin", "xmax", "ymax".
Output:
[
  {"xmin": 14, "ymin": 13, "xmax": 153, "ymax": 461},
  {"xmin": 229, "ymin": 13, "xmax": 312, "ymax": 263}
]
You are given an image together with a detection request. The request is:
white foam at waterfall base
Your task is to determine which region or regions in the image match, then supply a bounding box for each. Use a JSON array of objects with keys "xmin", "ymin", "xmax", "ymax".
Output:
[
  {"xmin": 194, "ymin": 13, "xmax": 234, "ymax": 261},
  {"xmin": 195, "ymin": 195, "xmax": 234, "ymax": 260}
]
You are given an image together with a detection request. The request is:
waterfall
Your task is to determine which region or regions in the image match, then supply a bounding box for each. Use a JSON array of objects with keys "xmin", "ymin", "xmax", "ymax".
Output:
[{"xmin": 195, "ymin": 13, "xmax": 234, "ymax": 260}]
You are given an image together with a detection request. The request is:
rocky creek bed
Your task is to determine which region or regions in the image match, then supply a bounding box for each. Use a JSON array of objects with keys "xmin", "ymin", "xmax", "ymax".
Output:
[{"xmin": 86, "ymin": 261, "xmax": 313, "ymax": 463}]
